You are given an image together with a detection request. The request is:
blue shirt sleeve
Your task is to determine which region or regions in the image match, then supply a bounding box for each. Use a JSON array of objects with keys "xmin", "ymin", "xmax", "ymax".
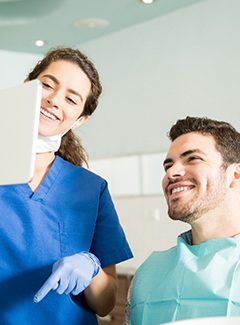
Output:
[{"xmin": 90, "ymin": 179, "xmax": 133, "ymax": 267}]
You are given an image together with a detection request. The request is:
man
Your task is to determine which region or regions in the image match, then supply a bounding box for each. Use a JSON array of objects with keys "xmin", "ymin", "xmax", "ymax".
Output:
[{"xmin": 125, "ymin": 116, "xmax": 240, "ymax": 325}]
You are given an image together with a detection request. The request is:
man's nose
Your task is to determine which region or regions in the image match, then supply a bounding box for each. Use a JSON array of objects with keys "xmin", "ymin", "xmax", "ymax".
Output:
[{"xmin": 166, "ymin": 162, "xmax": 185, "ymax": 179}]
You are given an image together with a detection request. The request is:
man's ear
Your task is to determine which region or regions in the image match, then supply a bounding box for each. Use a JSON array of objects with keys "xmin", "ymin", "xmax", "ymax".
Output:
[
  {"xmin": 230, "ymin": 163, "xmax": 240, "ymax": 188},
  {"xmin": 71, "ymin": 116, "xmax": 89, "ymax": 130}
]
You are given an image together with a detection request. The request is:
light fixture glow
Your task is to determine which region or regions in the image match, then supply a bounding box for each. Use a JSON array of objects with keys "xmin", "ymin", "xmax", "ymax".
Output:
[
  {"xmin": 142, "ymin": 0, "xmax": 154, "ymax": 4},
  {"xmin": 74, "ymin": 18, "xmax": 109, "ymax": 29},
  {"xmin": 34, "ymin": 40, "xmax": 46, "ymax": 47}
]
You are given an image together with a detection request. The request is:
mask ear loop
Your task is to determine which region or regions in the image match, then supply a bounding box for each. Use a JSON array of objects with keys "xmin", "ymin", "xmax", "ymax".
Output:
[{"xmin": 61, "ymin": 116, "xmax": 84, "ymax": 137}]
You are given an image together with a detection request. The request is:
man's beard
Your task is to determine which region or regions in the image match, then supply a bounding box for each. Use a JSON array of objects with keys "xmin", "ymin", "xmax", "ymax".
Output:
[{"xmin": 167, "ymin": 173, "xmax": 227, "ymax": 224}]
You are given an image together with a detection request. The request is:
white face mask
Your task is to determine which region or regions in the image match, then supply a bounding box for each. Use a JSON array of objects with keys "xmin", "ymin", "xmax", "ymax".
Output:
[
  {"xmin": 36, "ymin": 134, "xmax": 62, "ymax": 153},
  {"xmin": 36, "ymin": 117, "xmax": 84, "ymax": 154}
]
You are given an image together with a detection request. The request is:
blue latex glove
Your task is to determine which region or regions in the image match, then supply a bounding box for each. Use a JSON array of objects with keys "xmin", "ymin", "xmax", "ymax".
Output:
[{"xmin": 34, "ymin": 251, "xmax": 101, "ymax": 303}]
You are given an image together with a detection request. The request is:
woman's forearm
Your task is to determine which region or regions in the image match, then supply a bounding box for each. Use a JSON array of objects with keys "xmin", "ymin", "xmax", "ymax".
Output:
[{"xmin": 84, "ymin": 264, "xmax": 118, "ymax": 317}]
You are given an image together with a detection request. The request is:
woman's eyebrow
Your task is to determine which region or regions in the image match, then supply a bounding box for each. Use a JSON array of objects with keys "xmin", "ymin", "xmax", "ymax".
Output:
[
  {"xmin": 42, "ymin": 74, "xmax": 59, "ymax": 84},
  {"xmin": 69, "ymin": 88, "xmax": 83, "ymax": 102}
]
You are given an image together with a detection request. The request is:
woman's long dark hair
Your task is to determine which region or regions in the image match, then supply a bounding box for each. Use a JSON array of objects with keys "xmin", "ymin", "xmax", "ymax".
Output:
[{"xmin": 28, "ymin": 47, "xmax": 102, "ymax": 166}]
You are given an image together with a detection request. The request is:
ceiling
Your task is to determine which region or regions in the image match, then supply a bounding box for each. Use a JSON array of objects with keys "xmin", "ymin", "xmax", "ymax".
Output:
[{"xmin": 0, "ymin": 0, "xmax": 206, "ymax": 54}]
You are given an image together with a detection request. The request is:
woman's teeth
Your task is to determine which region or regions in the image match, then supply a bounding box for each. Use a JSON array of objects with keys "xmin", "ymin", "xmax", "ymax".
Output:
[{"xmin": 41, "ymin": 108, "xmax": 57, "ymax": 120}]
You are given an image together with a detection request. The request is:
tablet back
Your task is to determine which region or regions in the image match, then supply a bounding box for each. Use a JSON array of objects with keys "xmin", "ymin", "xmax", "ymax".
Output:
[{"xmin": 0, "ymin": 80, "xmax": 42, "ymax": 185}]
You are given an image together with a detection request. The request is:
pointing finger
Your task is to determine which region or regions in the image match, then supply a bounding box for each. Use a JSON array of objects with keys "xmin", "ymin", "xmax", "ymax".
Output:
[{"xmin": 34, "ymin": 272, "xmax": 60, "ymax": 303}]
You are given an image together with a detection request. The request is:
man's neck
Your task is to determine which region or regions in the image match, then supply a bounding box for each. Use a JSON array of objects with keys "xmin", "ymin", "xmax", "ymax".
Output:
[{"xmin": 191, "ymin": 221, "xmax": 240, "ymax": 245}]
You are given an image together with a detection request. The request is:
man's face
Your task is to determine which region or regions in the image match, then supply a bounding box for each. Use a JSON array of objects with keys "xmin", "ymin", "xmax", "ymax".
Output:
[{"xmin": 162, "ymin": 132, "xmax": 228, "ymax": 224}]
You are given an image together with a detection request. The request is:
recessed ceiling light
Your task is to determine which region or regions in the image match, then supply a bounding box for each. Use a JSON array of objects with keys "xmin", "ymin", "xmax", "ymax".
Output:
[
  {"xmin": 34, "ymin": 40, "xmax": 46, "ymax": 47},
  {"xmin": 74, "ymin": 18, "xmax": 109, "ymax": 29},
  {"xmin": 141, "ymin": 0, "xmax": 154, "ymax": 4}
]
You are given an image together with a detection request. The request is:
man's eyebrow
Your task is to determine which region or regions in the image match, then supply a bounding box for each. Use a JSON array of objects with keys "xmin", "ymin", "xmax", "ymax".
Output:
[
  {"xmin": 163, "ymin": 149, "xmax": 205, "ymax": 166},
  {"xmin": 42, "ymin": 74, "xmax": 84, "ymax": 102},
  {"xmin": 181, "ymin": 149, "xmax": 205, "ymax": 157}
]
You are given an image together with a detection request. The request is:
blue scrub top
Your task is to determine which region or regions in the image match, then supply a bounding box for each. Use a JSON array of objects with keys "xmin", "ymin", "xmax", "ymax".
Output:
[{"xmin": 0, "ymin": 156, "xmax": 133, "ymax": 324}]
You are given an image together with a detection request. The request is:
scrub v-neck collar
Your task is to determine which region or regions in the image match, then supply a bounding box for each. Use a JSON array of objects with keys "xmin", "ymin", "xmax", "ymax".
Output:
[{"xmin": 19, "ymin": 155, "xmax": 64, "ymax": 200}]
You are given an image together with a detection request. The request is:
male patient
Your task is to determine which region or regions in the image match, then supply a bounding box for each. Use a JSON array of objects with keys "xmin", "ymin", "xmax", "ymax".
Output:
[{"xmin": 125, "ymin": 116, "xmax": 240, "ymax": 325}]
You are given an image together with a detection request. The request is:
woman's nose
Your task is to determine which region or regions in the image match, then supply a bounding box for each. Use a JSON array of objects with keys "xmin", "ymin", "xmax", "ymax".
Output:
[{"xmin": 46, "ymin": 92, "xmax": 61, "ymax": 108}]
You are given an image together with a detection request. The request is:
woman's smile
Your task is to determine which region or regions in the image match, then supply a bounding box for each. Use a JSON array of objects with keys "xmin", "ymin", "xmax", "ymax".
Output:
[{"xmin": 40, "ymin": 108, "xmax": 59, "ymax": 121}]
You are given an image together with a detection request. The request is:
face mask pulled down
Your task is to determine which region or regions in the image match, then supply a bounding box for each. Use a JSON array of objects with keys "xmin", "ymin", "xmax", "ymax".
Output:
[
  {"xmin": 36, "ymin": 117, "xmax": 82, "ymax": 154},
  {"xmin": 36, "ymin": 134, "xmax": 62, "ymax": 153}
]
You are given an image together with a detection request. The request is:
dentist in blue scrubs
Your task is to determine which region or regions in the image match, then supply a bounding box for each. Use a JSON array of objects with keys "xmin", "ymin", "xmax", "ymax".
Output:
[{"xmin": 0, "ymin": 47, "xmax": 133, "ymax": 324}]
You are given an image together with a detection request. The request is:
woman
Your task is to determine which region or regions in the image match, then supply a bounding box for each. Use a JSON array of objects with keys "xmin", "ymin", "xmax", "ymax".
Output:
[{"xmin": 0, "ymin": 47, "xmax": 133, "ymax": 324}]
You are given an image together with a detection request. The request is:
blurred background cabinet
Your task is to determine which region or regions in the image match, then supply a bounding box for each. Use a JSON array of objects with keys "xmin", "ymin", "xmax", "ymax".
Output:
[
  {"xmin": 89, "ymin": 153, "xmax": 166, "ymax": 197},
  {"xmin": 98, "ymin": 273, "xmax": 133, "ymax": 325}
]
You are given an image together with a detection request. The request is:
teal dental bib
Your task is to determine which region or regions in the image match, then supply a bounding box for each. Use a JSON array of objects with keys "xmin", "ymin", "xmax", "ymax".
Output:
[{"xmin": 130, "ymin": 236, "xmax": 240, "ymax": 325}]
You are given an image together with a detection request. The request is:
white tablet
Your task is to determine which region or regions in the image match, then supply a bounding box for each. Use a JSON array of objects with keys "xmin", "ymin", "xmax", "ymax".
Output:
[{"xmin": 0, "ymin": 80, "xmax": 42, "ymax": 185}]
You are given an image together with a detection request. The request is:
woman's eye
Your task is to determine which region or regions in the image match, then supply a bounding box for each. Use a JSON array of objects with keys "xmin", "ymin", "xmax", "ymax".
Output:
[
  {"xmin": 42, "ymin": 82, "xmax": 53, "ymax": 89},
  {"xmin": 188, "ymin": 156, "xmax": 199, "ymax": 162},
  {"xmin": 67, "ymin": 97, "xmax": 77, "ymax": 105}
]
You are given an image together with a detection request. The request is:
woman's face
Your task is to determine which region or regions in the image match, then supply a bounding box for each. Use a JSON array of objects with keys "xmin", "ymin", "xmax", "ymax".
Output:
[{"xmin": 37, "ymin": 60, "xmax": 91, "ymax": 137}]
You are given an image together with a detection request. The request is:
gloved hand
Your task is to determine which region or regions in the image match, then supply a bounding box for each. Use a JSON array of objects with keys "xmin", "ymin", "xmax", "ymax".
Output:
[{"xmin": 34, "ymin": 251, "xmax": 101, "ymax": 303}]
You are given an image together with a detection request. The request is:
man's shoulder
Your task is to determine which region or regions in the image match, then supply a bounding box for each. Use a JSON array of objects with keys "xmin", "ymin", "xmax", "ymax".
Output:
[{"xmin": 135, "ymin": 246, "xmax": 178, "ymax": 277}]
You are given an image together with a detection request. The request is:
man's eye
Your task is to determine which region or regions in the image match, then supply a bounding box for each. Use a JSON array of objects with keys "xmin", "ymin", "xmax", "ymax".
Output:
[{"xmin": 164, "ymin": 164, "xmax": 172, "ymax": 171}]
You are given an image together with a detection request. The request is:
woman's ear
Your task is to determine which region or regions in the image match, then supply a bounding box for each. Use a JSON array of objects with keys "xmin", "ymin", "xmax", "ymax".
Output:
[
  {"xmin": 71, "ymin": 116, "xmax": 89, "ymax": 130},
  {"xmin": 230, "ymin": 163, "xmax": 240, "ymax": 188}
]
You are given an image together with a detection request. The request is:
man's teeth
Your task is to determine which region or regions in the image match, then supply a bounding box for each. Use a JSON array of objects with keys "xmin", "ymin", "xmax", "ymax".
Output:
[
  {"xmin": 41, "ymin": 108, "xmax": 57, "ymax": 120},
  {"xmin": 172, "ymin": 186, "xmax": 189, "ymax": 194}
]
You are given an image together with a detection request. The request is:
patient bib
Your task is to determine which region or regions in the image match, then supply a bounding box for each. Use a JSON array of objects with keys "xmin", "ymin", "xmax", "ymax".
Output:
[{"xmin": 130, "ymin": 236, "xmax": 240, "ymax": 325}]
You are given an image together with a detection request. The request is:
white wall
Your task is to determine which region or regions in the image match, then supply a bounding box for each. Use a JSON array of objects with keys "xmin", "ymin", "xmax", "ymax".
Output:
[
  {"xmin": 114, "ymin": 195, "xmax": 189, "ymax": 271},
  {"xmin": 0, "ymin": 49, "xmax": 40, "ymax": 89},
  {"xmin": 78, "ymin": 0, "xmax": 240, "ymax": 160}
]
